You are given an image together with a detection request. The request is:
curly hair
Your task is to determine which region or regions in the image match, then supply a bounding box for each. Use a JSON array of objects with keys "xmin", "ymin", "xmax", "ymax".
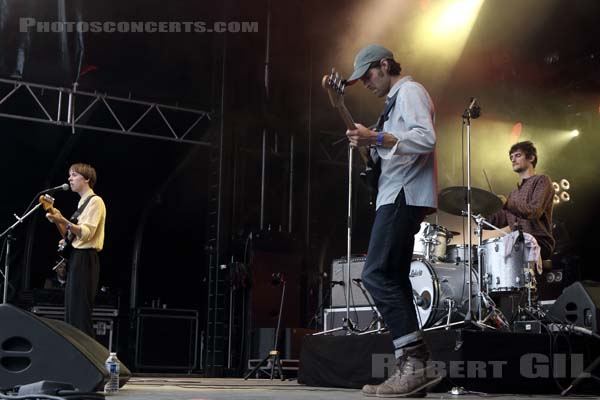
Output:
[{"xmin": 509, "ymin": 141, "xmax": 538, "ymax": 168}]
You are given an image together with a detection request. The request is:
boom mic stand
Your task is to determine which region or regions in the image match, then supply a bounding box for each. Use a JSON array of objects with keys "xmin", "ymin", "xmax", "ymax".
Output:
[
  {"xmin": 244, "ymin": 273, "xmax": 286, "ymax": 380},
  {"xmin": 1, "ymin": 202, "xmax": 44, "ymax": 304}
]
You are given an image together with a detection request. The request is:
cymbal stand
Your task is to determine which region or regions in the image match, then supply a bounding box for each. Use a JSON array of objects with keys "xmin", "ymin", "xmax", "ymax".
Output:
[{"xmin": 471, "ymin": 214, "xmax": 510, "ymax": 327}]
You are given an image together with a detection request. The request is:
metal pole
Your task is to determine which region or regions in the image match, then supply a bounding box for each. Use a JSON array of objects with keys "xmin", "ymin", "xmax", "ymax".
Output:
[
  {"xmin": 346, "ymin": 145, "xmax": 353, "ymax": 323},
  {"xmin": 260, "ymin": 129, "xmax": 266, "ymax": 230},
  {"xmin": 2, "ymin": 237, "xmax": 10, "ymax": 304},
  {"xmin": 288, "ymin": 135, "xmax": 294, "ymax": 233}
]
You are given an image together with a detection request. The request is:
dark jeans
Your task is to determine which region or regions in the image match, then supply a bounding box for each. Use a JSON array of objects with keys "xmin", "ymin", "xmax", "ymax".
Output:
[
  {"xmin": 361, "ymin": 190, "xmax": 427, "ymax": 340},
  {"xmin": 65, "ymin": 249, "xmax": 99, "ymax": 338}
]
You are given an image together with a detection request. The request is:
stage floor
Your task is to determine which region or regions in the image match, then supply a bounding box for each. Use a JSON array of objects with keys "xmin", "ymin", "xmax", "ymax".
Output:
[{"xmin": 117, "ymin": 377, "xmax": 599, "ymax": 399}]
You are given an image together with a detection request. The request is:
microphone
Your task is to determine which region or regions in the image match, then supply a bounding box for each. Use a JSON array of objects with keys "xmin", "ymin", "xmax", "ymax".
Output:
[
  {"xmin": 41, "ymin": 183, "xmax": 69, "ymax": 194},
  {"xmin": 463, "ymin": 97, "xmax": 481, "ymax": 119},
  {"xmin": 413, "ymin": 290, "xmax": 430, "ymax": 309}
]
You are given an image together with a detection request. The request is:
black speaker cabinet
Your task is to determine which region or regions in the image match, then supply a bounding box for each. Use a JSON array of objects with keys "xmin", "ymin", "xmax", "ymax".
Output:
[
  {"xmin": 549, "ymin": 281, "xmax": 600, "ymax": 333},
  {"xmin": 134, "ymin": 307, "xmax": 199, "ymax": 370},
  {"xmin": 0, "ymin": 304, "xmax": 131, "ymax": 391}
]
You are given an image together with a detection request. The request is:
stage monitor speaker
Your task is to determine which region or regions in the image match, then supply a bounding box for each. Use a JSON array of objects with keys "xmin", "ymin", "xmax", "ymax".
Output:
[
  {"xmin": 0, "ymin": 304, "xmax": 131, "ymax": 391},
  {"xmin": 331, "ymin": 256, "xmax": 374, "ymax": 308},
  {"xmin": 549, "ymin": 280, "xmax": 600, "ymax": 333}
]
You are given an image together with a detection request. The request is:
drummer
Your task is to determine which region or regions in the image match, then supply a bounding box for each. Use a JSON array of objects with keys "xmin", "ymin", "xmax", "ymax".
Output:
[{"xmin": 485, "ymin": 141, "xmax": 555, "ymax": 261}]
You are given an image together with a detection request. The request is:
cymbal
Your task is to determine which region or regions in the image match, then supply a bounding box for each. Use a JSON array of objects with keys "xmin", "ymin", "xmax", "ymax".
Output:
[{"xmin": 438, "ymin": 186, "xmax": 502, "ymax": 217}]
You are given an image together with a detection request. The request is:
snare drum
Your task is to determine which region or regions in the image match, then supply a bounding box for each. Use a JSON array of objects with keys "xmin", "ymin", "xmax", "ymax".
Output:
[
  {"xmin": 413, "ymin": 222, "xmax": 452, "ymax": 262},
  {"xmin": 445, "ymin": 244, "xmax": 478, "ymax": 265},
  {"xmin": 481, "ymin": 236, "xmax": 530, "ymax": 292},
  {"xmin": 409, "ymin": 259, "xmax": 478, "ymax": 329}
]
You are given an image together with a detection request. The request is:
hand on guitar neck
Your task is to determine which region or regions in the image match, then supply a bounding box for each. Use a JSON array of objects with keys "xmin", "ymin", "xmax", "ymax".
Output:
[{"xmin": 322, "ymin": 70, "xmax": 383, "ymax": 197}]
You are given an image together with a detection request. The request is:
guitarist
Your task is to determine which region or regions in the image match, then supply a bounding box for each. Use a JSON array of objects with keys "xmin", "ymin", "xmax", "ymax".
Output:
[
  {"xmin": 45, "ymin": 163, "xmax": 106, "ymax": 338},
  {"xmin": 344, "ymin": 44, "xmax": 439, "ymax": 397}
]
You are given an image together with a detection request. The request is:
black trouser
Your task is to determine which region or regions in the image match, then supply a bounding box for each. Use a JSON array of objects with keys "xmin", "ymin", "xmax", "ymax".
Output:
[
  {"xmin": 65, "ymin": 249, "xmax": 99, "ymax": 338},
  {"xmin": 361, "ymin": 190, "xmax": 427, "ymax": 340}
]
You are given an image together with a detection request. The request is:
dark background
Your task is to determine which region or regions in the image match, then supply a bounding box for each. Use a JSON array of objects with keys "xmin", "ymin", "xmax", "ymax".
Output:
[{"xmin": 1, "ymin": 0, "xmax": 599, "ymax": 373}]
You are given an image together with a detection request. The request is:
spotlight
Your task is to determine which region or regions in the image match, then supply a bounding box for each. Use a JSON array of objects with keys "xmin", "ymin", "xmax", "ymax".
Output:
[
  {"xmin": 560, "ymin": 192, "xmax": 570, "ymax": 202},
  {"xmin": 553, "ymin": 194, "xmax": 560, "ymax": 205},
  {"xmin": 570, "ymin": 129, "xmax": 580, "ymax": 137},
  {"xmin": 552, "ymin": 182, "xmax": 560, "ymax": 193},
  {"xmin": 560, "ymin": 179, "xmax": 570, "ymax": 190}
]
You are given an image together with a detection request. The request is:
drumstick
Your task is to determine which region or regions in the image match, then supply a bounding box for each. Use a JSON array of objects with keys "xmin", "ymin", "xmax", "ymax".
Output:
[{"xmin": 482, "ymin": 169, "xmax": 493, "ymax": 193}]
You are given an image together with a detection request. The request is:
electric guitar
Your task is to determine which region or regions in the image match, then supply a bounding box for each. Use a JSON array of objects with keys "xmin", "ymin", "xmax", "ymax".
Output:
[
  {"xmin": 39, "ymin": 194, "xmax": 74, "ymax": 259},
  {"xmin": 321, "ymin": 70, "xmax": 380, "ymax": 195}
]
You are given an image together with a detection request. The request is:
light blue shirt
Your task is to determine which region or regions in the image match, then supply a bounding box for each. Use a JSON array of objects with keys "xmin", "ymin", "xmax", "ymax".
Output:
[{"xmin": 371, "ymin": 76, "xmax": 437, "ymax": 211}]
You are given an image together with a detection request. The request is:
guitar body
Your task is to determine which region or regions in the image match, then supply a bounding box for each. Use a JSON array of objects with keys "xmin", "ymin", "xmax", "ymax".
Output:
[
  {"xmin": 58, "ymin": 236, "xmax": 74, "ymax": 260},
  {"xmin": 39, "ymin": 194, "xmax": 74, "ymax": 261},
  {"xmin": 360, "ymin": 157, "xmax": 381, "ymax": 197}
]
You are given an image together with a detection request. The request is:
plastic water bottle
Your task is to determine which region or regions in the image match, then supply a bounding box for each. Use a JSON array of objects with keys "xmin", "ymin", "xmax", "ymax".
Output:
[{"xmin": 104, "ymin": 352, "xmax": 120, "ymax": 394}]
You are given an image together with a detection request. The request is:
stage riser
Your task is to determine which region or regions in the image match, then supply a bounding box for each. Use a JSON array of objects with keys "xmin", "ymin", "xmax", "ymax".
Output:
[{"xmin": 298, "ymin": 329, "xmax": 600, "ymax": 394}]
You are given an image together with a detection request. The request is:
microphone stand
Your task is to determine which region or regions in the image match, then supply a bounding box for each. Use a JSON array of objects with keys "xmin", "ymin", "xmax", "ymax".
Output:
[
  {"xmin": 352, "ymin": 279, "xmax": 385, "ymax": 334},
  {"xmin": 461, "ymin": 98, "xmax": 486, "ymax": 328},
  {"xmin": 313, "ymin": 144, "xmax": 360, "ymax": 336},
  {"xmin": 0, "ymin": 203, "xmax": 44, "ymax": 304}
]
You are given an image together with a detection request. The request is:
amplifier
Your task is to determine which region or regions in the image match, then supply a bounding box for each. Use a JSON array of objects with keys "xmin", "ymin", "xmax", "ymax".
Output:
[
  {"xmin": 331, "ymin": 256, "xmax": 374, "ymax": 308},
  {"xmin": 323, "ymin": 307, "xmax": 382, "ymax": 334}
]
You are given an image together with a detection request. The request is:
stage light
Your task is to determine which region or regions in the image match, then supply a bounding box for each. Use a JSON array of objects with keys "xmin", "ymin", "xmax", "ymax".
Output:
[
  {"xmin": 560, "ymin": 179, "xmax": 570, "ymax": 190},
  {"xmin": 429, "ymin": 0, "xmax": 484, "ymax": 37},
  {"xmin": 414, "ymin": 0, "xmax": 484, "ymax": 66},
  {"xmin": 570, "ymin": 129, "xmax": 580, "ymax": 137},
  {"xmin": 510, "ymin": 122, "xmax": 522, "ymax": 143},
  {"xmin": 552, "ymin": 182, "xmax": 560, "ymax": 193},
  {"xmin": 560, "ymin": 191, "xmax": 570, "ymax": 202},
  {"xmin": 553, "ymin": 194, "xmax": 560, "ymax": 205}
]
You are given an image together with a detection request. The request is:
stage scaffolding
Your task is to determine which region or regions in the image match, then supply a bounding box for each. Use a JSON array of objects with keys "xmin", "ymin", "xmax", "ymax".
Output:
[{"xmin": 0, "ymin": 78, "xmax": 212, "ymax": 146}]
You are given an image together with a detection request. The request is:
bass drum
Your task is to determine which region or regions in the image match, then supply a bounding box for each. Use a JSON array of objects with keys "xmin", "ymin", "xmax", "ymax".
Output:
[{"xmin": 409, "ymin": 259, "xmax": 478, "ymax": 329}]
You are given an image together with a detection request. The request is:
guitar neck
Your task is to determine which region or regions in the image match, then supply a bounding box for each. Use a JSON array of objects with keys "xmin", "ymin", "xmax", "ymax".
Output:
[{"xmin": 337, "ymin": 103, "xmax": 371, "ymax": 165}]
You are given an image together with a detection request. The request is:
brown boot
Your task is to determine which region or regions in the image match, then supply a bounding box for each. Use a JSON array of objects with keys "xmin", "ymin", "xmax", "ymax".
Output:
[
  {"xmin": 361, "ymin": 383, "xmax": 380, "ymax": 397},
  {"xmin": 375, "ymin": 342, "xmax": 441, "ymax": 398}
]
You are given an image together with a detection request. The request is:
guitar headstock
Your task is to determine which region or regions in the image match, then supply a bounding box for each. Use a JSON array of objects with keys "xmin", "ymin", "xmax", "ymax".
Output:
[
  {"xmin": 39, "ymin": 194, "xmax": 56, "ymax": 212},
  {"xmin": 322, "ymin": 68, "xmax": 348, "ymax": 109}
]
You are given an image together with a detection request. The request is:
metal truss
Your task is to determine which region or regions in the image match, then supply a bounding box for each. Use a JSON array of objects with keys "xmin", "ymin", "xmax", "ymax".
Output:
[{"xmin": 0, "ymin": 78, "xmax": 213, "ymax": 145}]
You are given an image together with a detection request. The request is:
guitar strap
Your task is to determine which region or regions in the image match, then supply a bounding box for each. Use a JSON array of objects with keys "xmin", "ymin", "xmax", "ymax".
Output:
[
  {"xmin": 375, "ymin": 90, "xmax": 399, "ymax": 132},
  {"xmin": 69, "ymin": 195, "xmax": 97, "ymax": 224},
  {"xmin": 370, "ymin": 90, "xmax": 399, "ymax": 163}
]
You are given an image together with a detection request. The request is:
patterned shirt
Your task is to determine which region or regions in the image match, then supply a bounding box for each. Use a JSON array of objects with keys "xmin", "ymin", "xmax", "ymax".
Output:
[{"xmin": 487, "ymin": 174, "xmax": 554, "ymax": 258}]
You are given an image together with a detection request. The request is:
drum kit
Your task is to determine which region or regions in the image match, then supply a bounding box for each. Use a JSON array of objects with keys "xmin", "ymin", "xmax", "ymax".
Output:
[{"xmin": 410, "ymin": 186, "xmax": 537, "ymax": 330}]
